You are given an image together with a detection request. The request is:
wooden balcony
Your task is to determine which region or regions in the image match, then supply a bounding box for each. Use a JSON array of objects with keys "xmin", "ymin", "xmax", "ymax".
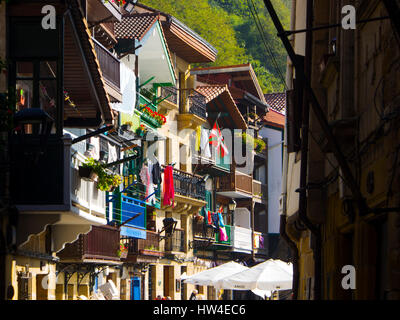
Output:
[
  {"xmin": 93, "ymin": 37, "xmax": 122, "ymax": 102},
  {"xmin": 216, "ymin": 170, "xmax": 253, "ymax": 198},
  {"xmin": 121, "ymin": 231, "xmax": 163, "ymax": 263},
  {"xmin": 165, "ymin": 229, "xmax": 185, "ymax": 253},
  {"xmin": 58, "ymin": 225, "xmax": 120, "ymax": 262},
  {"xmin": 252, "ymin": 180, "xmax": 267, "ymax": 203}
]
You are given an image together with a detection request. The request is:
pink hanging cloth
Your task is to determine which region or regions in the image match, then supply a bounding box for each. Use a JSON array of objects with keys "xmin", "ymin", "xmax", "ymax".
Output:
[
  {"xmin": 162, "ymin": 165, "xmax": 175, "ymax": 206},
  {"xmin": 219, "ymin": 227, "xmax": 228, "ymax": 242}
]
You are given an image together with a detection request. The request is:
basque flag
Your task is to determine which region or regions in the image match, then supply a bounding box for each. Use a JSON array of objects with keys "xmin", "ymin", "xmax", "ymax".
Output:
[{"xmin": 209, "ymin": 121, "xmax": 229, "ymax": 158}]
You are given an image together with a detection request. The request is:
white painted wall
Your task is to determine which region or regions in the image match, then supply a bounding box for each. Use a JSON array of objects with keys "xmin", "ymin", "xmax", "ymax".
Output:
[{"xmin": 260, "ymin": 127, "xmax": 283, "ymax": 234}]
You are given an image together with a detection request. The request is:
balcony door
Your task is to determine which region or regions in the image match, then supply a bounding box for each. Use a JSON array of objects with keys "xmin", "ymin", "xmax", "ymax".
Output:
[{"xmin": 130, "ymin": 276, "xmax": 141, "ymax": 300}]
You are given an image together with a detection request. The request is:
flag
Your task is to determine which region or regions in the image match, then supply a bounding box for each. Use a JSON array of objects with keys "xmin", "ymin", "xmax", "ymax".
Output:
[{"xmin": 208, "ymin": 121, "xmax": 229, "ymax": 158}]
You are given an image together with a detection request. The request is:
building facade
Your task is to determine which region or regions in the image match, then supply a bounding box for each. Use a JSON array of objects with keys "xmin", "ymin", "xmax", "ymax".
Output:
[{"xmin": 282, "ymin": 0, "xmax": 400, "ymax": 299}]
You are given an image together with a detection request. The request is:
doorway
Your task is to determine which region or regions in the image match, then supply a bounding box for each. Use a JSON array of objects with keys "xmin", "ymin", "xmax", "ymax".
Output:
[{"xmin": 131, "ymin": 276, "xmax": 141, "ymax": 300}]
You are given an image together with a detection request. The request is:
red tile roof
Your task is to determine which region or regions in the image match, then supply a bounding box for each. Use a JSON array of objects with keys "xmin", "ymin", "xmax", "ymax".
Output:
[
  {"xmin": 264, "ymin": 92, "xmax": 286, "ymax": 113},
  {"xmin": 263, "ymin": 109, "xmax": 285, "ymax": 129},
  {"xmin": 114, "ymin": 13, "xmax": 159, "ymax": 41},
  {"xmin": 196, "ymin": 85, "xmax": 228, "ymax": 103},
  {"xmin": 196, "ymin": 85, "xmax": 247, "ymax": 130}
]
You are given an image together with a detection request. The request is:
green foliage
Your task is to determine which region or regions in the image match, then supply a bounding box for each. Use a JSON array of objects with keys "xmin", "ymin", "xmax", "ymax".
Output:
[
  {"xmin": 82, "ymin": 158, "xmax": 122, "ymax": 192},
  {"xmin": 141, "ymin": 0, "xmax": 290, "ymax": 93}
]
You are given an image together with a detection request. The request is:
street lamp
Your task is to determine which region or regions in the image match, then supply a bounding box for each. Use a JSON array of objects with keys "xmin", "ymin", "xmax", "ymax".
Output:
[
  {"xmin": 228, "ymin": 199, "xmax": 236, "ymax": 226},
  {"xmin": 123, "ymin": 0, "xmax": 138, "ymax": 14},
  {"xmin": 228, "ymin": 199, "xmax": 237, "ymax": 212}
]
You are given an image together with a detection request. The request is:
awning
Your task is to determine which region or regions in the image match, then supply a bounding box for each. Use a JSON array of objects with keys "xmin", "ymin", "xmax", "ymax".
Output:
[
  {"xmin": 64, "ymin": 0, "xmax": 114, "ymax": 127},
  {"xmin": 196, "ymin": 85, "xmax": 247, "ymax": 130},
  {"xmin": 184, "ymin": 261, "xmax": 248, "ymax": 286},
  {"xmin": 216, "ymin": 259, "xmax": 293, "ymax": 291}
]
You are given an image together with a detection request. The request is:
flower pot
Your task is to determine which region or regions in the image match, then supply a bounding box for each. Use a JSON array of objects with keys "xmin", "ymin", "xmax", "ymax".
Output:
[
  {"xmin": 120, "ymin": 251, "xmax": 128, "ymax": 259},
  {"xmin": 79, "ymin": 166, "xmax": 97, "ymax": 181}
]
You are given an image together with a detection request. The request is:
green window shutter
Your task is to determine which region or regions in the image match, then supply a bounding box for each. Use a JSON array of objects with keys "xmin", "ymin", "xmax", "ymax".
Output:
[{"xmin": 205, "ymin": 191, "xmax": 212, "ymax": 211}]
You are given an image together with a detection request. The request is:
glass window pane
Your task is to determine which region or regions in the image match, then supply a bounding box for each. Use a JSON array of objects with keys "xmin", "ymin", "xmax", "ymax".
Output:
[
  {"xmin": 39, "ymin": 80, "xmax": 57, "ymax": 119},
  {"xmin": 16, "ymin": 61, "xmax": 33, "ymax": 78},
  {"xmin": 16, "ymin": 80, "xmax": 33, "ymax": 110},
  {"xmin": 40, "ymin": 61, "xmax": 57, "ymax": 78}
]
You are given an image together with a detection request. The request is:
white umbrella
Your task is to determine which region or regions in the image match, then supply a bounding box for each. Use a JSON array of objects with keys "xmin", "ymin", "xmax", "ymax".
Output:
[
  {"xmin": 251, "ymin": 288, "xmax": 272, "ymax": 299},
  {"xmin": 178, "ymin": 272, "xmax": 189, "ymax": 280},
  {"xmin": 217, "ymin": 259, "xmax": 293, "ymax": 291},
  {"xmin": 184, "ymin": 261, "xmax": 249, "ymax": 286}
]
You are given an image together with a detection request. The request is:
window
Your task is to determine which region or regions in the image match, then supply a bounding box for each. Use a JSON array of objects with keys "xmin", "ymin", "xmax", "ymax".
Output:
[{"xmin": 9, "ymin": 17, "xmax": 61, "ymax": 133}]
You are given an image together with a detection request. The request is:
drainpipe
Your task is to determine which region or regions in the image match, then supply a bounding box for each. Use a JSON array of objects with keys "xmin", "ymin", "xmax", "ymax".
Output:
[
  {"xmin": 278, "ymin": 0, "xmax": 299, "ymax": 300},
  {"xmin": 297, "ymin": 0, "xmax": 321, "ymax": 300}
]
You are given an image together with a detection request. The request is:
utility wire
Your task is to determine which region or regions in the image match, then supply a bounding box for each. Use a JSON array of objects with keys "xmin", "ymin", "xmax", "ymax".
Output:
[{"xmin": 247, "ymin": 0, "xmax": 287, "ymax": 89}]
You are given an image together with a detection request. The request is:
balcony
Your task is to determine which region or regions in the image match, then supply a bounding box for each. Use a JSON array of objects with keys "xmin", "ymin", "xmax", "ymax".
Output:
[
  {"xmin": 9, "ymin": 134, "xmax": 107, "ymax": 251},
  {"xmin": 164, "ymin": 167, "xmax": 207, "ymax": 213},
  {"xmin": 231, "ymin": 226, "xmax": 252, "ymax": 254},
  {"xmin": 172, "ymin": 168, "xmax": 206, "ymax": 201},
  {"xmin": 252, "ymin": 180, "xmax": 267, "ymax": 203},
  {"xmin": 193, "ymin": 222, "xmax": 216, "ymax": 240},
  {"xmin": 177, "ymin": 89, "xmax": 208, "ymax": 130},
  {"xmin": 93, "ymin": 37, "xmax": 122, "ymax": 102},
  {"xmin": 120, "ymin": 230, "xmax": 163, "ymax": 263},
  {"xmin": 216, "ymin": 170, "xmax": 253, "ymax": 198},
  {"xmin": 214, "ymin": 225, "xmax": 232, "ymax": 246},
  {"xmin": 165, "ymin": 228, "xmax": 185, "ymax": 253},
  {"xmin": 58, "ymin": 225, "xmax": 121, "ymax": 262}
]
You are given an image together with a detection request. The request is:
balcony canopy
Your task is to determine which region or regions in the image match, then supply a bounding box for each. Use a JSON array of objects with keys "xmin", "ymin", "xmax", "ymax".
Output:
[
  {"xmin": 64, "ymin": 0, "xmax": 114, "ymax": 127},
  {"xmin": 196, "ymin": 85, "xmax": 247, "ymax": 130},
  {"xmin": 115, "ymin": 13, "xmax": 176, "ymax": 87},
  {"xmin": 192, "ymin": 64, "xmax": 266, "ymax": 104}
]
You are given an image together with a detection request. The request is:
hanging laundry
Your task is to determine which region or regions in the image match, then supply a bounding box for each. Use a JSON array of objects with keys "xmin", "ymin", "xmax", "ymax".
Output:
[
  {"xmin": 152, "ymin": 161, "xmax": 162, "ymax": 185},
  {"xmin": 217, "ymin": 211, "xmax": 225, "ymax": 227},
  {"xmin": 259, "ymin": 235, "xmax": 264, "ymax": 249},
  {"xmin": 219, "ymin": 226, "xmax": 228, "ymax": 242},
  {"xmin": 200, "ymin": 127, "xmax": 212, "ymax": 158},
  {"xmin": 139, "ymin": 163, "xmax": 150, "ymax": 199},
  {"xmin": 147, "ymin": 160, "xmax": 155, "ymax": 204},
  {"xmin": 162, "ymin": 165, "xmax": 175, "ymax": 206},
  {"xmin": 195, "ymin": 125, "xmax": 201, "ymax": 152},
  {"xmin": 207, "ymin": 210, "xmax": 213, "ymax": 225}
]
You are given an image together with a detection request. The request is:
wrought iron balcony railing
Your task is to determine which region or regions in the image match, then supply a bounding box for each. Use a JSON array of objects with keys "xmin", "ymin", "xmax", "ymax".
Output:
[
  {"xmin": 169, "ymin": 167, "xmax": 206, "ymax": 201},
  {"xmin": 160, "ymin": 86, "xmax": 178, "ymax": 105},
  {"xmin": 165, "ymin": 228, "xmax": 185, "ymax": 252},
  {"xmin": 180, "ymin": 88, "xmax": 207, "ymax": 119},
  {"xmin": 193, "ymin": 222, "xmax": 215, "ymax": 240}
]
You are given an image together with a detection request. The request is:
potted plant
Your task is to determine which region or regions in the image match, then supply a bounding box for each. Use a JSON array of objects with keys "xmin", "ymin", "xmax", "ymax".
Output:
[
  {"xmin": 79, "ymin": 158, "xmax": 100, "ymax": 181},
  {"xmin": 117, "ymin": 242, "xmax": 129, "ymax": 259},
  {"xmin": 79, "ymin": 158, "xmax": 122, "ymax": 191},
  {"xmin": 136, "ymin": 124, "xmax": 147, "ymax": 137},
  {"xmin": 254, "ymin": 138, "xmax": 266, "ymax": 153}
]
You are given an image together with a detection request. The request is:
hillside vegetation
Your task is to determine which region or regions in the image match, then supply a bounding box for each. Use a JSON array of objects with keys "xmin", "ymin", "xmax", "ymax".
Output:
[{"xmin": 141, "ymin": 0, "xmax": 291, "ymax": 93}]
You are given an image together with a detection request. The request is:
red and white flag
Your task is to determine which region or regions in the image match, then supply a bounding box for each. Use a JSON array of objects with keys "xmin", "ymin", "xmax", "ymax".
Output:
[{"xmin": 208, "ymin": 121, "xmax": 229, "ymax": 158}]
